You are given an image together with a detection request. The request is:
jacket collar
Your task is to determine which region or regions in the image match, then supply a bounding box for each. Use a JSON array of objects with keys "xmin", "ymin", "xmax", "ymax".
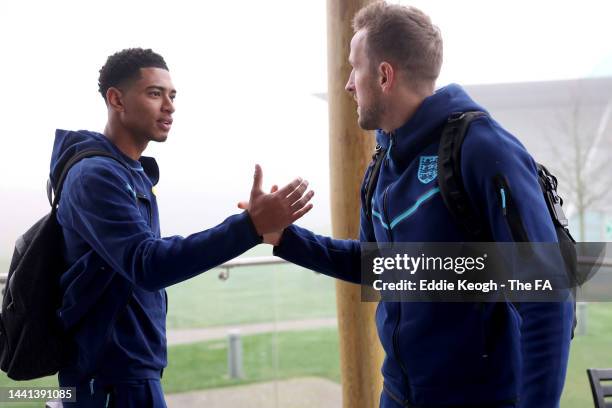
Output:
[{"xmin": 374, "ymin": 84, "xmax": 485, "ymax": 168}]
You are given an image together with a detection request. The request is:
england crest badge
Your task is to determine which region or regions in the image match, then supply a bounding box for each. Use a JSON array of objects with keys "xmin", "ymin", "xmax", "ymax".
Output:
[{"xmin": 417, "ymin": 156, "xmax": 438, "ymax": 184}]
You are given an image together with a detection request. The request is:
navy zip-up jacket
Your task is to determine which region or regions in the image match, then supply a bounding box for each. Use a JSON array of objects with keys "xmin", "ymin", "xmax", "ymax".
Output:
[
  {"xmin": 274, "ymin": 84, "xmax": 573, "ymax": 407},
  {"xmin": 50, "ymin": 130, "xmax": 262, "ymax": 381}
]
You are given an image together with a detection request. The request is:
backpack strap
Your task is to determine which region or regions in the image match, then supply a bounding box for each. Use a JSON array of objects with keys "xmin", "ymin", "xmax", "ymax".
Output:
[
  {"xmin": 364, "ymin": 144, "xmax": 387, "ymax": 220},
  {"xmin": 438, "ymin": 111, "xmax": 578, "ymax": 338},
  {"xmin": 437, "ymin": 111, "xmax": 488, "ymax": 240},
  {"xmin": 537, "ymin": 163, "xmax": 570, "ymax": 230},
  {"xmin": 48, "ymin": 150, "xmax": 129, "ymax": 210}
]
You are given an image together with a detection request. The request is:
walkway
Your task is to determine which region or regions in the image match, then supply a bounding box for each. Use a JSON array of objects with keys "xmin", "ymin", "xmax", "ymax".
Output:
[
  {"xmin": 167, "ymin": 317, "xmax": 338, "ymax": 345},
  {"xmin": 166, "ymin": 377, "xmax": 341, "ymax": 408}
]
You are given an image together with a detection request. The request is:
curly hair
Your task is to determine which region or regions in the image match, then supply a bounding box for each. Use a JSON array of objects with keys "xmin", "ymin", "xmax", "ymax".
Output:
[{"xmin": 98, "ymin": 48, "xmax": 169, "ymax": 101}]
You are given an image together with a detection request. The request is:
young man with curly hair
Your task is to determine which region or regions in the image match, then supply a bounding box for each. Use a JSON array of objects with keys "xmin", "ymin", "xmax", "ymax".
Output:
[{"xmin": 52, "ymin": 48, "xmax": 314, "ymax": 407}]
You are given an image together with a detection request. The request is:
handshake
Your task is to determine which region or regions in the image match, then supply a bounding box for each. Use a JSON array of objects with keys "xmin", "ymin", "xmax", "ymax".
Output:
[{"xmin": 238, "ymin": 164, "xmax": 315, "ymax": 246}]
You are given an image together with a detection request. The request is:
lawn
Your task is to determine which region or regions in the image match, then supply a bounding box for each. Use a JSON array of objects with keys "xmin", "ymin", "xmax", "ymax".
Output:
[
  {"xmin": 561, "ymin": 302, "xmax": 612, "ymax": 407},
  {"xmin": 164, "ymin": 260, "xmax": 338, "ymax": 329},
  {"xmin": 1, "ymin": 248, "xmax": 612, "ymax": 407},
  {"xmin": 161, "ymin": 328, "xmax": 341, "ymax": 394},
  {"xmin": 0, "ymin": 316, "xmax": 607, "ymax": 407},
  {"xmin": 0, "ymin": 328, "xmax": 340, "ymax": 407}
]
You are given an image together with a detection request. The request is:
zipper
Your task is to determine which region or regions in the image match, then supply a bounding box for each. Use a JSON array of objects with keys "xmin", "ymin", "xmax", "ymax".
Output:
[
  {"xmin": 378, "ymin": 132, "xmax": 395, "ymax": 241},
  {"xmin": 385, "ymin": 133, "xmax": 395, "ymax": 165},
  {"xmin": 136, "ymin": 193, "xmax": 153, "ymax": 226},
  {"xmin": 383, "ymin": 186, "xmax": 393, "ymax": 241},
  {"xmin": 494, "ymin": 175, "xmax": 528, "ymax": 242},
  {"xmin": 382, "ymin": 383, "xmax": 411, "ymax": 407},
  {"xmin": 384, "ymin": 133, "xmax": 397, "ymax": 240},
  {"xmin": 383, "ymin": 132, "xmax": 412, "ymax": 403},
  {"xmin": 392, "ymin": 303, "xmax": 412, "ymax": 403},
  {"xmin": 386, "ymin": 132, "xmax": 409, "ymax": 400},
  {"xmin": 365, "ymin": 145, "xmax": 383, "ymax": 219},
  {"xmin": 499, "ymin": 187, "xmax": 507, "ymax": 216},
  {"xmin": 89, "ymin": 283, "xmax": 133, "ymax": 380}
]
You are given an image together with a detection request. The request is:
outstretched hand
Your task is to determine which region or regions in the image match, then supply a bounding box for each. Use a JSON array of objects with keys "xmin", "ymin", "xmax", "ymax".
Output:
[{"xmin": 238, "ymin": 165, "xmax": 314, "ymax": 243}]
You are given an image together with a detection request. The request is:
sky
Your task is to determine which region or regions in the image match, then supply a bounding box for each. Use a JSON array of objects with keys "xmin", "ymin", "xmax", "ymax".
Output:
[{"xmin": 1, "ymin": 0, "xmax": 611, "ymax": 257}]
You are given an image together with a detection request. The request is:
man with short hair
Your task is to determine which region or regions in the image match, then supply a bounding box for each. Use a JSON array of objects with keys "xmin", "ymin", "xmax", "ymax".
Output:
[
  {"xmin": 261, "ymin": 2, "xmax": 573, "ymax": 407},
  {"xmin": 52, "ymin": 48, "xmax": 314, "ymax": 407}
]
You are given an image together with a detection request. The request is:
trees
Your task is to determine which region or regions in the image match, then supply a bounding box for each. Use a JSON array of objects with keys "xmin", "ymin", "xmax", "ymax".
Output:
[{"xmin": 545, "ymin": 90, "xmax": 612, "ymax": 241}]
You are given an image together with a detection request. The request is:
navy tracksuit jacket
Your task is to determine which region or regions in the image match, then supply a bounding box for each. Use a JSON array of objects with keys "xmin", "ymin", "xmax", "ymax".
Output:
[
  {"xmin": 274, "ymin": 84, "xmax": 573, "ymax": 407},
  {"xmin": 50, "ymin": 130, "xmax": 262, "ymax": 403}
]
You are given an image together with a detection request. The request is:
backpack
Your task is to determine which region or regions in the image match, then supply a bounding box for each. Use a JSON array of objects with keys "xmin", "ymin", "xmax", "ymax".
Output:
[
  {"xmin": 364, "ymin": 111, "xmax": 578, "ymax": 336},
  {"xmin": 0, "ymin": 149, "xmax": 127, "ymax": 380}
]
